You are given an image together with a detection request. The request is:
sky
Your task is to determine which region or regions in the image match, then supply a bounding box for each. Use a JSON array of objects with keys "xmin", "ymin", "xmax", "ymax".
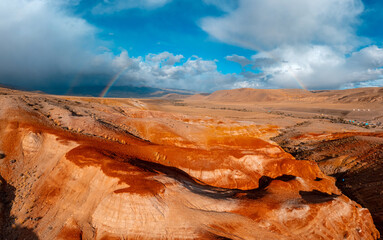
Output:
[{"xmin": 1, "ymin": 0, "xmax": 383, "ymax": 93}]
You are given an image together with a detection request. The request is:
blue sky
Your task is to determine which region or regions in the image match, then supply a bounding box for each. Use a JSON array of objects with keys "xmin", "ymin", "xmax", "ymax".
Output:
[
  {"xmin": 0, "ymin": 0, "xmax": 383, "ymax": 92},
  {"xmin": 80, "ymin": 0, "xmax": 252, "ymax": 73}
]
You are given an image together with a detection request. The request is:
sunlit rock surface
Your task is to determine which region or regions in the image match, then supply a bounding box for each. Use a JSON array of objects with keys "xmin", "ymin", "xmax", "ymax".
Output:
[{"xmin": 0, "ymin": 88, "xmax": 380, "ymax": 239}]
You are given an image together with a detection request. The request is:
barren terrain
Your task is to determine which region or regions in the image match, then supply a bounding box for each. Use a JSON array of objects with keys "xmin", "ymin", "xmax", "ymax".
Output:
[{"xmin": 0, "ymin": 87, "xmax": 382, "ymax": 239}]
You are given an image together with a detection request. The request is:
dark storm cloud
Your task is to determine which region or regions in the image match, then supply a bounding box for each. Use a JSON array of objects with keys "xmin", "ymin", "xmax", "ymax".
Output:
[{"xmin": 0, "ymin": 0, "xmax": 101, "ymax": 88}]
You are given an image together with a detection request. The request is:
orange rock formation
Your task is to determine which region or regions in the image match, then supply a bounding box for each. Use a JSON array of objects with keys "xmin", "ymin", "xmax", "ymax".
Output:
[{"xmin": 0, "ymin": 88, "xmax": 380, "ymax": 239}]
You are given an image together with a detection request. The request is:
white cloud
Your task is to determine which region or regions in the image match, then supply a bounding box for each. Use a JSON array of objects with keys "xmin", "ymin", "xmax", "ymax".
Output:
[
  {"xmin": 145, "ymin": 52, "xmax": 184, "ymax": 66},
  {"xmin": 225, "ymin": 54, "xmax": 252, "ymax": 67},
  {"xmin": 92, "ymin": 0, "xmax": 172, "ymax": 14},
  {"xmin": 202, "ymin": 0, "xmax": 383, "ymax": 89},
  {"xmin": 347, "ymin": 45, "xmax": 383, "ymax": 69},
  {"xmin": 94, "ymin": 45, "xmax": 383, "ymax": 91},
  {"xmin": 201, "ymin": 0, "xmax": 364, "ymax": 51},
  {"xmin": 107, "ymin": 51, "xmax": 238, "ymax": 92},
  {"xmin": 228, "ymin": 45, "xmax": 383, "ymax": 89}
]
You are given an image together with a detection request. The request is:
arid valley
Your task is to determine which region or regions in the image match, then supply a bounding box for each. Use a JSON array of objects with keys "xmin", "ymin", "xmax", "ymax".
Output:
[
  {"xmin": 0, "ymin": 87, "xmax": 382, "ymax": 239},
  {"xmin": 3, "ymin": 0, "xmax": 383, "ymax": 239}
]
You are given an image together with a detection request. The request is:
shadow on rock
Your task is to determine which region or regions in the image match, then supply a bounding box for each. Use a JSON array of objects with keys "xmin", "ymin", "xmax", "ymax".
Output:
[{"xmin": 0, "ymin": 174, "xmax": 39, "ymax": 240}]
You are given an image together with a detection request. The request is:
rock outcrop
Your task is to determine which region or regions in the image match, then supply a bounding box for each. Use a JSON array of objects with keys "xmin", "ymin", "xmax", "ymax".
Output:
[
  {"xmin": 273, "ymin": 131, "xmax": 383, "ymax": 236},
  {"xmin": 0, "ymin": 88, "xmax": 380, "ymax": 239}
]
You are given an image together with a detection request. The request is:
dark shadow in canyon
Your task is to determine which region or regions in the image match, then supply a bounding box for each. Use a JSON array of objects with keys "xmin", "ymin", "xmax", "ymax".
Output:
[{"xmin": 127, "ymin": 157, "xmax": 330, "ymax": 202}]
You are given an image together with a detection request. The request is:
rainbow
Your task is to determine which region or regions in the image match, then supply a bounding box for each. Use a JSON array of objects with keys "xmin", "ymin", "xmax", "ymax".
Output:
[
  {"xmin": 264, "ymin": 51, "xmax": 308, "ymax": 91},
  {"xmin": 66, "ymin": 74, "xmax": 82, "ymax": 95},
  {"xmin": 287, "ymin": 70, "xmax": 307, "ymax": 90},
  {"xmin": 237, "ymin": 39, "xmax": 308, "ymax": 91},
  {"xmin": 99, "ymin": 66, "xmax": 130, "ymax": 97}
]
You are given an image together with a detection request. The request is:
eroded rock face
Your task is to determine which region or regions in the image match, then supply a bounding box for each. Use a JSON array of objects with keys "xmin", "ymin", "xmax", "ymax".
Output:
[
  {"xmin": 274, "ymin": 131, "xmax": 383, "ymax": 236},
  {"xmin": 0, "ymin": 88, "xmax": 380, "ymax": 239}
]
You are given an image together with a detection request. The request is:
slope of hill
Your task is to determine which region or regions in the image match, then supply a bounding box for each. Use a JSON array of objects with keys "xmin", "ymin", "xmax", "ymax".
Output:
[
  {"xmin": 317, "ymin": 87, "xmax": 383, "ymax": 103},
  {"xmin": 186, "ymin": 87, "xmax": 383, "ymax": 104},
  {"xmin": 187, "ymin": 88, "xmax": 310, "ymax": 102}
]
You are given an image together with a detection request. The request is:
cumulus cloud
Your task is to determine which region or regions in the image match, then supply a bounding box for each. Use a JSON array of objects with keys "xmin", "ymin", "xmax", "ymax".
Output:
[
  {"xmin": 202, "ymin": 0, "xmax": 383, "ymax": 89},
  {"xmin": 228, "ymin": 45, "xmax": 383, "ymax": 89},
  {"xmin": 92, "ymin": 0, "xmax": 172, "ymax": 14},
  {"xmin": 105, "ymin": 50, "xmax": 238, "ymax": 92},
  {"xmin": 201, "ymin": 0, "xmax": 364, "ymax": 50},
  {"xmin": 145, "ymin": 52, "xmax": 184, "ymax": 66}
]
